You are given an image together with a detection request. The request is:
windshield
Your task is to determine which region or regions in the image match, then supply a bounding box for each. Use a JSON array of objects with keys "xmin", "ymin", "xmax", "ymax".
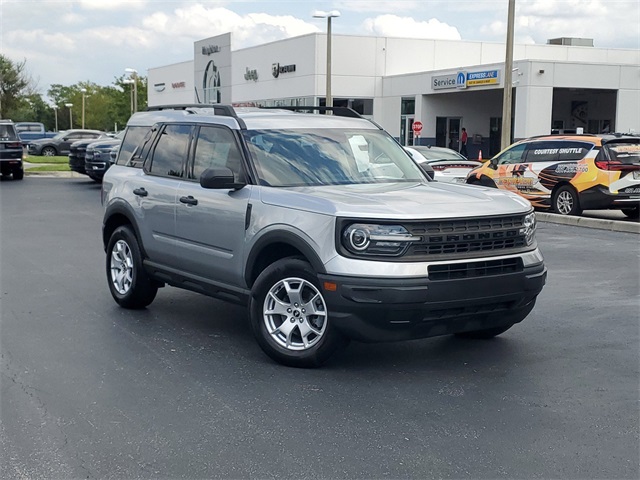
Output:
[
  {"xmin": 52, "ymin": 132, "xmax": 66, "ymax": 140},
  {"xmin": 604, "ymin": 142, "xmax": 640, "ymax": 165},
  {"xmin": 242, "ymin": 129, "xmax": 426, "ymax": 187}
]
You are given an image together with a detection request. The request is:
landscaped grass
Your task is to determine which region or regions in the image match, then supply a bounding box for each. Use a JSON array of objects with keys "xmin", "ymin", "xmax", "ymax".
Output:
[
  {"xmin": 27, "ymin": 164, "xmax": 71, "ymax": 172},
  {"xmin": 24, "ymin": 155, "xmax": 68, "ymax": 164}
]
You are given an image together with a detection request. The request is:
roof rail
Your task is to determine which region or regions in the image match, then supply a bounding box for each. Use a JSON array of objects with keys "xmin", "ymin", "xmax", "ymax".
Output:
[
  {"xmin": 259, "ymin": 106, "xmax": 364, "ymax": 119},
  {"xmin": 146, "ymin": 104, "xmax": 239, "ymax": 118},
  {"xmin": 145, "ymin": 104, "xmax": 246, "ymax": 129}
]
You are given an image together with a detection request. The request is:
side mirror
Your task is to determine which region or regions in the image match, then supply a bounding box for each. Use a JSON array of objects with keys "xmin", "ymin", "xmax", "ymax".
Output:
[
  {"xmin": 200, "ymin": 167, "xmax": 246, "ymax": 190},
  {"xmin": 489, "ymin": 158, "xmax": 499, "ymax": 169}
]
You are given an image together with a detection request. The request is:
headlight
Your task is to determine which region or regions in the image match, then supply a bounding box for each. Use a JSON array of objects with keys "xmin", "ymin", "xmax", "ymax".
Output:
[
  {"xmin": 521, "ymin": 211, "xmax": 537, "ymax": 246},
  {"xmin": 342, "ymin": 223, "xmax": 421, "ymax": 256}
]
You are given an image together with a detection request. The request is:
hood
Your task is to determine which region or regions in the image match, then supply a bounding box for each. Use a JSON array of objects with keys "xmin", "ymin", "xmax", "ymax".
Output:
[
  {"xmin": 258, "ymin": 181, "xmax": 531, "ymax": 219},
  {"xmin": 88, "ymin": 139, "xmax": 121, "ymax": 149}
]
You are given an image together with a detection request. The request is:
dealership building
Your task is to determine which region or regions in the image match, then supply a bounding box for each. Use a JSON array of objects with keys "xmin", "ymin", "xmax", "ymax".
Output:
[{"xmin": 148, "ymin": 32, "xmax": 639, "ymax": 158}]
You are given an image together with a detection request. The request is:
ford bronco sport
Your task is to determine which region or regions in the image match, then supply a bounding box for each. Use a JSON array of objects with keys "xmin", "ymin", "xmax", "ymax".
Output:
[{"xmin": 102, "ymin": 105, "xmax": 546, "ymax": 367}]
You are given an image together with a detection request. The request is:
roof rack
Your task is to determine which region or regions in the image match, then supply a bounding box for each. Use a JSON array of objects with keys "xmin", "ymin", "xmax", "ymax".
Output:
[
  {"xmin": 145, "ymin": 104, "xmax": 246, "ymax": 129},
  {"xmin": 259, "ymin": 106, "xmax": 364, "ymax": 119},
  {"xmin": 146, "ymin": 104, "xmax": 239, "ymax": 118}
]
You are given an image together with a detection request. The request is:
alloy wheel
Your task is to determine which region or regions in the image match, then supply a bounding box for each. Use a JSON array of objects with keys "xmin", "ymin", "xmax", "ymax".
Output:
[
  {"xmin": 263, "ymin": 277, "xmax": 327, "ymax": 351},
  {"xmin": 110, "ymin": 240, "xmax": 134, "ymax": 294}
]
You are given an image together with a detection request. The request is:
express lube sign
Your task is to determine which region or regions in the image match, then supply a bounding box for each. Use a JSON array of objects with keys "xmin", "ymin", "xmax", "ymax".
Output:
[{"xmin": 433, "ymin": 70, "xmax": 501, "ymax": 90}]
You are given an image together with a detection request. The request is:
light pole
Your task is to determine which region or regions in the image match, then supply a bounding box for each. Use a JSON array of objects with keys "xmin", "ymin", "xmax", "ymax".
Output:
[
  {"xmin": 123, "ymin": 79, "xmax": 134, "ymax": 115},
  {"xmin": 65, "ymin": 103, "xmax": 73, "ymax": 129},
  {"xmin": 125, "ymin": 68, "xmax": 138, "ymax": 113},
  {"xmin": 501, "ymin": 0, "xmax": 516, "ymax": 150},
  {"xmin": 80, "ymin": 88, "xmax": 87, "ymax": 128},
  {"xmin": 52, "ymin": 105, "xmax": 59, "ymax": 132},
  {"xmin": 313, "ymin": 10, "xmax": 340, "ymax": 110}
]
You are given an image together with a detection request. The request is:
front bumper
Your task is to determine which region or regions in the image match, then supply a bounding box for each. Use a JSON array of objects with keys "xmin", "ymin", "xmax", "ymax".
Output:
[{"xmin": 318, "ymin": 262, "xmax": 546, "ymax": 342}]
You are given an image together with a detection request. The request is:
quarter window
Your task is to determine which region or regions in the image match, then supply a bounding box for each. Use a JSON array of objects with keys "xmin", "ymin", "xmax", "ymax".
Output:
[{"xmin": 148, "ymin": 124, "xmax": 192, "ymax": 178}]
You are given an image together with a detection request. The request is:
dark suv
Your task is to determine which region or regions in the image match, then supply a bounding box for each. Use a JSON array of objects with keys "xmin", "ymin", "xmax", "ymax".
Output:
[
  {"xmin": 28, "ymin": 129, "xmax": 106, "ymax": 156},
  {"xmin": 0, "ymin": 120, "xmax": 24, "ymax": 180},
  {"xmin": 102, "ymin": 105, "xmax": 546, "ymax": 367}
]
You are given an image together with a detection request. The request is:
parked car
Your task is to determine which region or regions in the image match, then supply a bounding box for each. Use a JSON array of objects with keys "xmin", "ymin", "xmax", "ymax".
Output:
[
  {"xmin": 84, "ymin": 131, "xmax": 124, "ymax": 182},
  {"xmin": 405, "ymin": 145, "xmax": 482, "ymax": 183},
  {"xmin": 466, "ymin": 133, "xmax": 640, "ymax": 218},
  {"xmin": 102, "ymin": 105, "xmax": 546, "ymax": 367},
  {"xmin": 0, "ymin": 120, "xmax": 24, "ymax": 180},
  {"xmin": 15, "ymin": 122, "xmax": 57, "ymax": 144},
  {"xmin": 27, "ymin": 129, "xmax": 106, "ymax": 156}
]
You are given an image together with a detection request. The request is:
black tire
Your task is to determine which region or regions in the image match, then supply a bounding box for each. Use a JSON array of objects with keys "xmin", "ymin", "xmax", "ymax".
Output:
[
  {"xmin": 106, "ymin": 225, "xmax": 158, "ymax": 309},
  {"xmin": 621, "ymin": 206, "xmax": 639, "ymax": 219},
  {"xmin": 41, "ymin": 146, "xmax": 57, "ymax": 156},
  {"xmin": 249, "ymin": 258, "xmax": 349, "ymax": 368},
  {"xmin": 552, "ymin": 185, "xmax": 582, "ymax": 215},
  {"xmin": 13, "ymin": 169, "xmax": 24, "ymax": 180},
  {"xmin": 455, "ymin": 324, "xmax": 514, "ymax": 339}
]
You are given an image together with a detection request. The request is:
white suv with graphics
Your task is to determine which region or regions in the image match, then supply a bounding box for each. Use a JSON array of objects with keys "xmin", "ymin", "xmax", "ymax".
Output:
[{"xmin": 101, "ymin": 105, "xmax": 546, "ymax": 367}]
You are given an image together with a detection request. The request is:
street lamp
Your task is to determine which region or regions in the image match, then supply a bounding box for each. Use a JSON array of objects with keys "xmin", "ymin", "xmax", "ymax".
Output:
[
  {"xmin": 123, "ymin": 79, "xmax": 134, "ymax": 115},
  {"xmin": 313, "ymin": 10, "xmax": 340, "ymax": 110},
  {"xmin": 501, "ymin": 0, "xmax": 516, "ymax": 150},
  {"xmin": 125, "ymin": 68, "xmax": 138, "ymax": 113},
  {"xmin": 65, "ymin": 103, "xmax": 73, "ymax": 129},
  {"xmin": 80, "ymin": 88, "xmax": 87, "ymax": 128},
  {"xmin": 52, "ymin": 105, "xmax": 59, "ymax": 132}
]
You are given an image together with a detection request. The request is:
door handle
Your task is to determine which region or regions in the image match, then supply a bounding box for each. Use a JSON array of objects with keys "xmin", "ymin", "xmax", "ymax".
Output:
[
  {"xmin": 133, "ymin": 188, "xmax": 148, "ymax": 197},
  {"xmin": 179, "ymin": 195, "xmax": 198, "ymax": 206}
]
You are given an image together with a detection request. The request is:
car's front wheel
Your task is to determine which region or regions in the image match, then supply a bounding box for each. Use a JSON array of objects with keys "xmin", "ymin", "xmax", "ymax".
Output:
[
  {"xmin": 249, "ymin": 258, "xmax": 349, "ymax": 368},
  {"xmin": 106, "ymin": 225, "xmax": 158, "ymax": 309}
]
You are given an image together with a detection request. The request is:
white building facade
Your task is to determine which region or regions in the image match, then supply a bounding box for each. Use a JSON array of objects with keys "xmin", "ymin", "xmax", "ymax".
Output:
[{"xmin": 148, "ymin": 32, "xmax": 639, "ymax": 158}]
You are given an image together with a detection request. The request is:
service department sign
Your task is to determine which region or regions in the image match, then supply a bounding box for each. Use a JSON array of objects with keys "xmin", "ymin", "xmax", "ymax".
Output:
[{"xmin": 432, "ymin": 74, "xmax": 457, "ymax": 90}]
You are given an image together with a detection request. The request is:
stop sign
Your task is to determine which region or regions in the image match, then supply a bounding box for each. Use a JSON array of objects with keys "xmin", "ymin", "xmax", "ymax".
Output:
[{"xmin": 412, "ymin": 121, "xmax": 423, "ymax": 135}]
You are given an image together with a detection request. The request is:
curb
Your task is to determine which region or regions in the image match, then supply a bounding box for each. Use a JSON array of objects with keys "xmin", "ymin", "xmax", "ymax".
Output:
[{"xmin": 536, "ymin": 212, "xmax": 639, "ymax": 234}]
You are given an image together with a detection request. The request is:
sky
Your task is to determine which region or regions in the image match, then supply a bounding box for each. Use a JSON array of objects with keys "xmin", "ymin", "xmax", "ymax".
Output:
[{"xmin": 2, "ymin": 0, "xmax": 639, "ymax": 97}]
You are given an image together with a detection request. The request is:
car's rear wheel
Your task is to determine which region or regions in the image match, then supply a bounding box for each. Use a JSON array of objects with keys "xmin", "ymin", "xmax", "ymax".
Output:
[
  {"xmin": 13, "ymin": 168, "xmax": 24, "ymax": 180},
  {"xmin": 553, "ymin": 185, "xmax": 582, "ymax": 215},
  {"xmin": 41, "ymin": 146, "xmax": 56, "ymax": 156},
  {"xmin": 249, "ymin": 258, "xmax": 349, "ymax": 368},
  {"xmin": 106, "ymin": 225, "xmax": 158, "ymax": 309},
  {"xmin": 621, "ymin": 206, "xmax": 639, "ymax": 219}
]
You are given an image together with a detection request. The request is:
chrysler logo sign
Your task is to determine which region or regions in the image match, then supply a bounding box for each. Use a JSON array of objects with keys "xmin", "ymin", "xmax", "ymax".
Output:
[
  {"xmin": 271, "ymin": 63, "xmax": 296, "ymax": 78},
  {"xmin": 154, "ymin": 83, "xmax": 166, "ymax": 92},
  {"xmin": 202, "ymin": 45, "xmax": 221, "ymax": 56}
]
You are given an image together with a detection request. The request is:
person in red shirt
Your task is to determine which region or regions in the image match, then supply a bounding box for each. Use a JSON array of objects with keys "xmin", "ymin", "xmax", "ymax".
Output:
[{"xmin": 460, "ymin": 127, "xmax": 468, "ymax": 157}]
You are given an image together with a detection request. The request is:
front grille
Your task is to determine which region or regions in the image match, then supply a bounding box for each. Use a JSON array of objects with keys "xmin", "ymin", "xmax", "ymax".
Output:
[
  {"xmin": 405, "ymin": 215, "xmax": 527, "ymax": 259},
  {"xmin": 429, "ymin": 257, "xmax": 523, "ymax": 281}
]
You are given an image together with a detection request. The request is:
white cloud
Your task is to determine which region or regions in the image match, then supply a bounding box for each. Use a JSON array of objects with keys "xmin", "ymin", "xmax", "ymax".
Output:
[
  {"xmin": 362, "ymin": 15, "xmax": 461, "ymax": 40},
  {"xmin": 141, "ymin": 5, "xmax": 319, "ymax": 48}
]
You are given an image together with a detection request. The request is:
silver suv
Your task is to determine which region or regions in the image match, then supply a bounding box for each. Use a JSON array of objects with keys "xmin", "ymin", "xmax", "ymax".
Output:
[{"xmin": 102, "ymin": 105, "xmax": 546, "ymax": 367}]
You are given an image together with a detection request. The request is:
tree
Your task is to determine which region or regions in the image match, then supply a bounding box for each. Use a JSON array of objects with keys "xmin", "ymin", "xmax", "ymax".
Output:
[{"xmin": 0, "ymin": 55, "xmax": 36, "ymax": 119}]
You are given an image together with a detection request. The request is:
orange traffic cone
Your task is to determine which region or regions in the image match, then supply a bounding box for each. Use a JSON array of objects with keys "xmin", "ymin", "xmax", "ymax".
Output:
[{"xmin": 478, "ymin": 150, "xmax": 483, "ymax": 161}]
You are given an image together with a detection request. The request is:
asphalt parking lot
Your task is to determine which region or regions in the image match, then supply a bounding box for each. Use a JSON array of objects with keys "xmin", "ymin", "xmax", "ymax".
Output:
[{"xmin": 1, "ymin": 177, "xmax": 639, "ymax": 479}]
